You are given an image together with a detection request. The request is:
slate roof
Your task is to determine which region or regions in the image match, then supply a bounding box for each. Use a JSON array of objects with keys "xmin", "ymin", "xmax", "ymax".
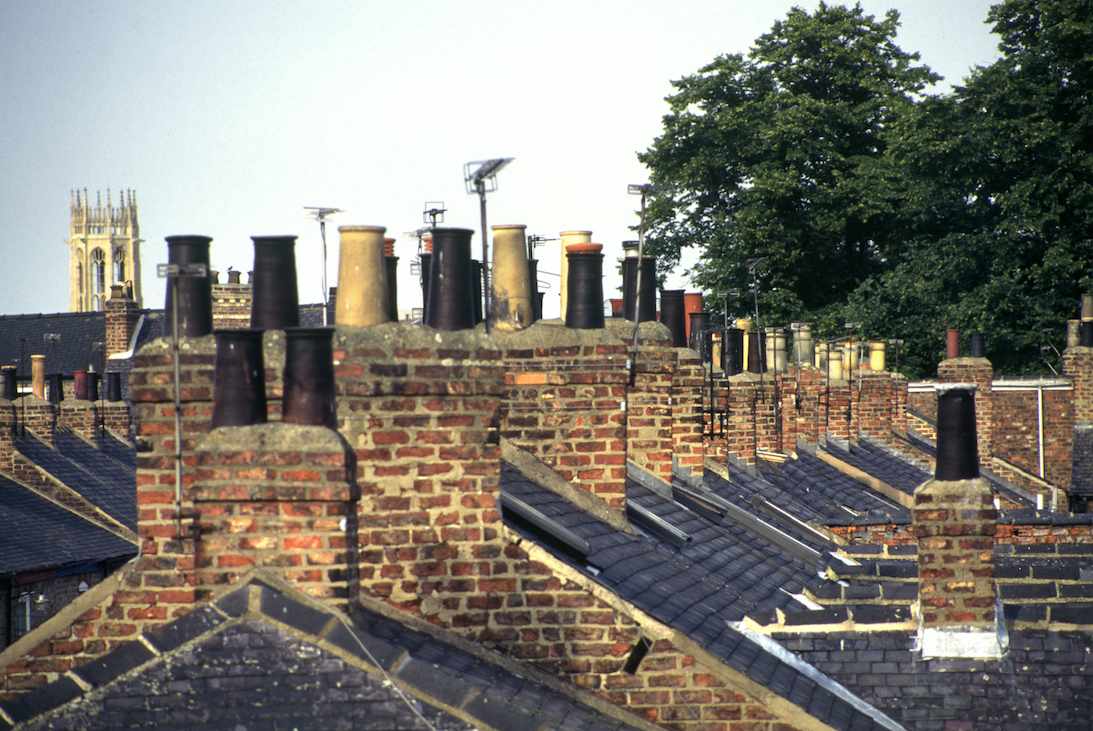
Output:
[
  {"xmin": 2, "ymin": 576, "xmax": 651, "ymax": 731},
  {"xmin": 826, "ymin": 437, "xmax": 931, "ymax": 495},
  {"xmin": 0, "ymin": 313, "xmax": 106, "ymax": 380},
  {"xmin": 705, "ymin": 453, "xmax": 905, "ymax": 527},
  {"xmin": 0, "ymin": 474, "xmax": 136, "ymax": 575},
  {"xmin": 499, "ymin": 462, "xmax": 901, "ymax": 731},
  {"xmin": 15, "ymin": 431, "xmax": 136, "ymax": 531}
]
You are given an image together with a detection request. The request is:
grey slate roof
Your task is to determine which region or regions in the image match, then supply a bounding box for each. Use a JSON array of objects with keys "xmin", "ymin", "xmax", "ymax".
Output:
[
  {"xmin": 0, "ymin": 312, "xmax": 106, "ymax": 379},
  {"xmin": 16, "ymin": 431, "xmax": 136, "ymax": 531},
  {"xmin": 0, "ymin": 474, "xmax": 136, "ymax": 575},
  {"xmin": 499, "ymin": 462, "xmax": 901, "ymax": 731},
  {"xmin": 2, "ymin": 576, "xmax": 650, "ymax": 731}
]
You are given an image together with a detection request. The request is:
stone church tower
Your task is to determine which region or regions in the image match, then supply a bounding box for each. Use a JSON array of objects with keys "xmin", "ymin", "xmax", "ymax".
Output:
[{"xmin": 67, "ymin": 188, "xmax": 143, "ymax": 311}]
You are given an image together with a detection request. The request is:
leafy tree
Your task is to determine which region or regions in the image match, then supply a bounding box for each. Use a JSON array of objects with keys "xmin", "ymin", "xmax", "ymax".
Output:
[
  {"xmin": 642, "ymin": 0, "xmax": 1093, "ymax": 377},
  {"xmin": 638, "ymin": 2, "xmax": 937, "ymax": 329},
  {"xmin": 848, "ymin": 0, "xmax": 1093, "ymax": 375}
]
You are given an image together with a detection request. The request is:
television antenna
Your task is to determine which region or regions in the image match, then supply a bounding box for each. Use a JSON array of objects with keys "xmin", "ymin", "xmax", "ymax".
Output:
[
  {"xmin": 423, "ymin": 202, "xmax": 446, "ymax": 228},
  {"xmin": 526, "ymin": 234, "xmax": 557, "ymax": 261},
  {"xmin": 305, "ymin": 207, "xmax": 342, "ymax": 325},
  {"xmin": 464, "ymin": 158, "xmax": 514, "ymax": 332},
  {"xmin": 626, "ymin": 183, "xmax": 674, "ymax": 384}
]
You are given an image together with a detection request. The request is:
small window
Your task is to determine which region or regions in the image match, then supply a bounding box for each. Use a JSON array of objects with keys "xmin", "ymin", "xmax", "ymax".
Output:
[
  {"xmin": 113, "ymin": 248, "xmax": 125, "ymax": 284},
  {"xmin": 16, "ymin": 592, "xmax": 31, "ymax": 636},
  {"xmin": 91, "ymin": 248, "xmax": 106, "ymax": 294}
]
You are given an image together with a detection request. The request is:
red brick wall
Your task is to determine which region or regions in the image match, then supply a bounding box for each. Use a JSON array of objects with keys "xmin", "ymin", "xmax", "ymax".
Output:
[
  {"xmin": 938, "ymin": 358, "xmax": 993, "ymax": 466},
  {"xmin": 991, "ymin": 385, "xmax": 1073, "ymax": 489},
  {"xmin": 913, "ymin": 477, "xmax": 997, "ymax": 628},
  {"xmin": 192, "ymin": 423, "xmax": 359, "ymax": 612},
  {"xmin": 105, "ymin": 290, "xmax": 140, "ymax": 358},
  {"xmin": 1062, "ymin": 347, "xmax": 1093, "ymax": 423},
  {"xmin": 498, "ymin": 334, "xmax": 628, "ymax": 507}
]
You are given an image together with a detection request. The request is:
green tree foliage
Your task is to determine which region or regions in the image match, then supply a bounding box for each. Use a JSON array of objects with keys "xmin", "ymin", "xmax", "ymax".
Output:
[
  {"xmin": 638, "ymin": 2, "xmax": 937, "ymax": 328},
  {"xmin": 642, "ymin": 0, "xmax": 1093, "ymax": 377}
]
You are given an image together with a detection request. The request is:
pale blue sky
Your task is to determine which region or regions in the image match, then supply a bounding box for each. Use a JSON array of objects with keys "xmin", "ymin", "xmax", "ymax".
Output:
[{"xmin": 0, "ymin": 0, "xmax": 1001, "ymax": 318}]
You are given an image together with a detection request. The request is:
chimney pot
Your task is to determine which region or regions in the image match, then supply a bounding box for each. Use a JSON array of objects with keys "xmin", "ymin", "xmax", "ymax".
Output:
[
  {"xmin": 946, "ymin": 329, "xmax": 960, "ymax": 359},
  {"xmin": 250, "ymin": 236, "xmax": 300, "ymax": 330},
  {"xmin": 934, "ymin": 383, "xmax": 979, "ymax": 480}
]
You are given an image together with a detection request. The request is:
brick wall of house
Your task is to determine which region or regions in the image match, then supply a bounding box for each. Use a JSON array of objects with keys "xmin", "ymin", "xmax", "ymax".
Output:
[
  {"xmin": 1062, "ymin": 347, "xmax": 1093, "ymax": 423},
  {"xmin": 938, "ymin": 358, "xmax": 993, "ymax": 466},
  {"xmin": 498, "ymin": 328, "xmax": 629, "ymax": 507},
  {"xmin": 104, "ymin": 286, "xmax": 140, "ymax": 358},
  {"xmin": 991, "ymin": 386, "xmax": 1073, "ymax": 489},
  {"xmin": 192, "ymin": 423, "xmax": 360, "ymax": 613},
  {"xmin": 211, "ymin": 282, "xmax": 252, "ymax": 331}
]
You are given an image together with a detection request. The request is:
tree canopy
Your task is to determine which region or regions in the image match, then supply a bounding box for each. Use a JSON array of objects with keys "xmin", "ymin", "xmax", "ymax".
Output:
[{"xmin": 640, "ymin": 0, "xmax": 1093, "ymax": 377}]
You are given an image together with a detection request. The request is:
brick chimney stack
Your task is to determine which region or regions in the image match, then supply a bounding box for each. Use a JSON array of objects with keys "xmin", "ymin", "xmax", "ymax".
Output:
[
  {"xmin": 914, "ymin": 384, "xmax": 1003, "ymax": 658},
  {"xmin": 106, "ymin": 283, "xmax": 141, "ymax": 357}
]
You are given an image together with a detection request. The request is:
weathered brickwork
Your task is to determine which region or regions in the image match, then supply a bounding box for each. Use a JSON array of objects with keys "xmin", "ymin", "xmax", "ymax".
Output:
[
  {"xmin": 778, "ymin": 366, "xmax": 825, "ymax": 449},
  {"xmin": 497, "ymin": 327, "xmax": 629, "ymax": 506},
  {"xmin": 104, "ymin": 286, "xmax": 140, "ymax": 358},
  {"xmin": 1062, "ymin": 346, "xmax": 1093, "ymax": 423},
  {"xmin": 334, "ymin": 324, "xmax": 506, "ymax": 622},
  {"xmin": 191, "ymin": 423, "xmax": 360, "ymax": 613},
  {"xmin": 938, "ymin": 359, "xmax": 993, "ymax": 466},
  {"xmin": 210, "ymin": 282, "xmax": 252, "ymax": 331},
  {"xmin": 913, "ymin": 477, "xmax": 997, "ymax": 628},
  {"xmin": 632, "ymin": 342, "xmax": 706, "ymax": 482},
  {"xmin": 828, "ymin": 522, "xmax": 915, "ymax": 546},
  {"xmin": 991, "ymin": 385, "xmax": 1073, "ymax": 490}
]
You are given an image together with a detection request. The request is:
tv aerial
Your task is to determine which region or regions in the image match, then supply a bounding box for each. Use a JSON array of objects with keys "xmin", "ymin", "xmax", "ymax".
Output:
[{"xmin": 303, "ymin": 204, "xmax": 341, "ymax": 321}]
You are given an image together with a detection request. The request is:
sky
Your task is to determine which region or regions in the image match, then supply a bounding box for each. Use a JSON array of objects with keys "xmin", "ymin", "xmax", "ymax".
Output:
[{"xmin": 0, "ymin": 0, "xmax": 1003, "ymax": 320}]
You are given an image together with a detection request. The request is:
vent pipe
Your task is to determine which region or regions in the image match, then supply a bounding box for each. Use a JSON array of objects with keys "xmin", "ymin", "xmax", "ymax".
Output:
[
  {"xmin": 688, "ymin": 312, "xmax": 712, "ymax": 362},
  {"xmin": 106, "ymin": 372, "xmax": 122, "ymax": 402},
  {"xmin": 74, "ymin": 370, "xmax": 88, "ymax": 401},
  {"xmin": 211, "ymin": 330, "xmax": 267, "ymax": 429},
  {"xmin": 564, "ymin": 243, "xmax": 605, "ymax": 330},
  {"xmin": 766, "ymin": 328, "xmax": 786, "ymax": 373},
  {"xmin": 969, "ymin": 332, "xmax": 986, "ymax": 359},
  {"xmin": 868, "ymin": 342, "xmax": 886, "ymax": 372},
  {"xmin": 946, "ymin": 329, "xmax": 960, "ymax": 359},
  {"xmin": 250, "ymin": 236, "xmax": 300, "ymax": 330},
  {"xmin": 633, "ymin": 257, "xmax": 657, "ymax": 323},
  {"xmin": 164, "ymin": 235, "xmax": 214, "ymax": 339},
  {"xmin": 621, "ymin": 241, "xmax": 639, "ymax": 320},
  {"xmin": 425, "ymin": 228, "xmax": 476, "ymax": 331},
  {"xmin": 683, "ymin": 293, "xmax": 703, "ymax": 340},
  {"xmin": 746, "ymin": 331, "xmax": 764, "ymax": 374},
  {"xmin": 558, "ymin": 231, "xmax": 592, "ymax": 320},
  {"xmin": 282, "ymin": 327, "xmax": 337, "ymax": 430},
  {"xmin": 792, "ymin": 323, "xmax": 812, "ymax": 367},
  {"xmin": 471, "ymin": 260, "xmax": 484, "ymax": 324},
  {"xmin": 31, "ymin": 355, "xmax": 46, "ymax": 399},
  {"xmin": 385, "ymin": 238, "xmax": 399, "ymax": 322},
  {"xmin": 48, "ymin": 374, "xmax": 63, "ymax": 404},
  {"xmin": 659, "ymin": 290, "xmax": 687, "ymax": 347},
  {"xmin": 935, "ymin": 384, "xmax": 979, "ymax": 480},
  {"xmin": 490, "ymin": 224, "xmax": 534, "ymax": 332},
  {"xmin": 335, "ymin": 226, "xmax": 389, "ymax": 328},
  {"xmin": 723, "ymin": 328, "xmax": 744, "ymax": 376},
  {"xmin": 2, "ymin": 366, "xmax": 17, "ymax": 401},
  {"xmin": 419, "ymin": 236, "xmax": 433, "ymax": 320},
  {"xmin": 827, "ymin": 346, "xmax": 844, "ymax": 381}
]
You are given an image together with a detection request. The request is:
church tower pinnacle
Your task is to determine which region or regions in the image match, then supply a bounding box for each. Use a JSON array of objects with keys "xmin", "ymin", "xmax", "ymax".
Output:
[{"xmin": 67, "ymin": 188, "xmax": 143, "ymax": 311}]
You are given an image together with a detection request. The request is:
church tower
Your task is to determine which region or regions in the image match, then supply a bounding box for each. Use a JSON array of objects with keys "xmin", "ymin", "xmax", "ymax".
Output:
[{"xmin": 68, "ymin": 188, "xmax": 143, "ymax": 311}]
